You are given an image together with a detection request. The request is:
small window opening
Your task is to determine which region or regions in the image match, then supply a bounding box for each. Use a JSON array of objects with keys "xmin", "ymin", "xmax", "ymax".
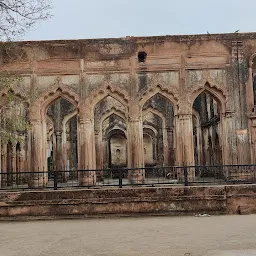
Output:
[{"xmin": 138, "ymin": 51, "xmax": 147, "ymax": 63}]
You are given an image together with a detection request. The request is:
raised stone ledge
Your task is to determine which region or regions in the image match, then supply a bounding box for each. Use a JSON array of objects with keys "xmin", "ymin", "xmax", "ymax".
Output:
[{"xmin": 0, "ymin": 185, "xmax": 255, "ymax": 218}]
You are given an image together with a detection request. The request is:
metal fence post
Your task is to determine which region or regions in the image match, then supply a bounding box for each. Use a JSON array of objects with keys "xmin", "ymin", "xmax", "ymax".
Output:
[
  {"xmin": 119, "ymin": 170, "xmax": 123, "ymax": 188},
  {"xmin": 184, "ymin": 166, "xmax": 189, "ymax": 186},
  {"xmin": 54, "ymin": 171, "xmax": 57, "ymax": 190}
]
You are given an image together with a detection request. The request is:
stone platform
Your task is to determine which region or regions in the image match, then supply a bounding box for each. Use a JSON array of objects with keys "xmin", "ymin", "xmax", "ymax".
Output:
[{"xmin": 0, "ymin": 184, "xmax": 255, "ymax": 218}]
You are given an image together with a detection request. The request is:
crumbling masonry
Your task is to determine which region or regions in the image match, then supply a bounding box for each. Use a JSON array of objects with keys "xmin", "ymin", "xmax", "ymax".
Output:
[{"xmin": 1, "ymin": 33, "xmax": 256, "ymax": 185}]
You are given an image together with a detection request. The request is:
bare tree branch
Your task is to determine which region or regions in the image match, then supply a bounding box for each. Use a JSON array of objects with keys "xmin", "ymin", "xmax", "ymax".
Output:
[
  {"xmin": 0, "ymin": 0, "xmax": 52, "ymax": 142},
  {"xmin": 0, "ymin": 0, "xmax": 52, "ymax": 41}
]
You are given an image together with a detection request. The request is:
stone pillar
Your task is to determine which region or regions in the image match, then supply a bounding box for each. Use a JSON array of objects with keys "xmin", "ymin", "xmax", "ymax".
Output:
[
  {"xmin": 127, "ymin": 116, "xmax": 145, "ymax": 183},
  {"xmin": 62, "ymin": 127, "xmax": 68, "ymax": 170},
  {"xmin": 29, "ymin": 120, "xmax": 45, "ymax": 188},
  {"xmin": 247, "ymin": 66, "xmax": 255, "ymax": 111},
  {"xmin": 79, "ymin": 118, "xmax": 96, "ymax": 186},
  {"xmin": 247, "ymin": 66, "xmax": 256, "ymax": 163},
  {"xmin": 0, "ymin": 140, "xmax": 2, "ymax": 188},
  {"xmin": 1, "ymin": 144, "xmax": 7, "ymax": 187},
  {"xmin": 95, "ymin": 132, "xmax": 104, "ymax": 181},
  {"xmin": 55, "ymin": 129, "xmax": 66, "ymax": 182},
  {"xmin": 95, "ymin": 132, "xmax": 103, "ymax": 169},
  {"xmin": 11, "ymin": 145, "xmax": 16, "ymax": 183},
  {"xmin": 55, "ymin": 130, "xmax": 62, "ymax": 171},
  {"xmin": 222, "ymin": 112, "xmax": 237, "ymax": 165},
  {"xmin": 16, "ymin": 142, "xmax": 23, "ymax": 185},
  {"xmin": 42, "ymin": 121, "xmax": 48, "ymax": 174},
  {"xmin": 175, "ymin": 114, "xmax": 195, "ymax": 181},
  {"xmin": 103, "ymin": 138, "xmax": 108, "ymax": 169},
  {"xmin": 166, "ymin": 128, "xmax": 174, "ymax": 166}
]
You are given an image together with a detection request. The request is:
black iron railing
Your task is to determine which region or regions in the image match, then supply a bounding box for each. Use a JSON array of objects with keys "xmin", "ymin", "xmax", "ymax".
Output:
[{"xmin": 0, "ymin": 165, "xmax": 255, "ymax": 191}]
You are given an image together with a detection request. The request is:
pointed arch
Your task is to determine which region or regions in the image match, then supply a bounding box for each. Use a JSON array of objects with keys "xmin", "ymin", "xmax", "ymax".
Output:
[
  {"xmin": 192, "ymin": 109, "xmax": 201, "ymax": 128},
  {"xmin": 142, "ymin": 107, "xmax": 166, "ymax": 130},
  {"xmin": 139, "ymin": 85, "xmax": 178, "ymax": 114},
  {"xmin": 190, "ymin": 82, "xmax": 226, "ymax": 114},
  {"xmin": 0, "ymin": 86, "xmax": 29, "ymax": 105},
  {"xmin": 46, "ymin": 115, "xmax": 54, "ymax": 138},
  {"xmin": 249, "ymin": 52, "xmax": 256, "ymax": 67},
  {"xmin": 102, "ymin": 112, "xmax": 127, "ymax": 136},
  {"xmin": 0, "ymin": 88, "xmax": 29, "ymax": 109},
  {"xmin": 29, "ymin": 85, "xmax": 79, "ymax": 121},
  {"xmin": 62, "ymin": 110, "xmax": 78, "ymax": 129},
  {"xmin": 143, "ymin": 125, "xmax": 158, "ymax": 137},
  {"xmin": 84, "ymin": 84, "xmax": 129, "ymax": 116},
  {"xmin": 106, "ymin": 128, "xmax": 127, "ymax": 140},
  {"xmin": 191, "ymin": 83, "xmax": 224, "ymax": 166},
  {"xmin": 101, "ymin": 108, "xmax": 127, "ymax": 126}
]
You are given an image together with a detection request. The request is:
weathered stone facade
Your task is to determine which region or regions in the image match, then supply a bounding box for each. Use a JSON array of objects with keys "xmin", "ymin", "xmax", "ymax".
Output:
[{"xmin": 1, "ymin": 32, "xmax": 256, "ymax": 185}]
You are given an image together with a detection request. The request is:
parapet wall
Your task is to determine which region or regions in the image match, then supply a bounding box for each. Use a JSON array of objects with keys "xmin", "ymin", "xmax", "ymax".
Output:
[{"xmin": 0, "ymin": 185, "xmax": 255, "ymax": 218}]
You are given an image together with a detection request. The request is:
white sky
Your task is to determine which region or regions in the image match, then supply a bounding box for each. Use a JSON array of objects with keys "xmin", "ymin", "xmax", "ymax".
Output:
[{"xmin": 24, "ymin": 0, "xmax": 256, "ymax": 41}]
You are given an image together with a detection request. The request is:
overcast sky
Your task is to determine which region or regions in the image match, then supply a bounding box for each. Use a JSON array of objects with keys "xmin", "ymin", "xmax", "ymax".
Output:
[{"xmin": 24, "ymin": 0, "xmax": 256, "ymax": 41}]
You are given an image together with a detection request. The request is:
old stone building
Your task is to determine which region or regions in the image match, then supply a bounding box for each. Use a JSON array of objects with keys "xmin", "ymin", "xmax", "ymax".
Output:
[{"xmin": 1, "ymin": 32, "xmax": 256, "ymax": 185}]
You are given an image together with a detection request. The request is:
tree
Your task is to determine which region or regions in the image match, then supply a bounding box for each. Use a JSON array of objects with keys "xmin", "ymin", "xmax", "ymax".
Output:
[
  {"xmin": 0, "ymin": 0, "xmax": 52, "ymax": 41},
  {"xmin": 0, "ymin": 0, "xmax": 52, "ymax": 143}
]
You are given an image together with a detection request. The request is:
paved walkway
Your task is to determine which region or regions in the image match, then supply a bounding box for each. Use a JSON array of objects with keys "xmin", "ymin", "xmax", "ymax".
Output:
[{"xmin": 0, "ymin": 215, "xmax": 256, "ymax": 256}]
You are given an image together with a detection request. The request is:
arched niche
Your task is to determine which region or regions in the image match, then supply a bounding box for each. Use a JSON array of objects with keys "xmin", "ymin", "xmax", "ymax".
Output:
[
  {"xmin": 94, "ymin": 95, "xmax": 127, "ymax": 133},
  {"xmin": 190, "ymin": 83, "xmax": 226, "ymax": 114},
  {"xmin": 87, "ymin": 85, "xmax": 129, "ymax": 119},
  {"xmin": 192, "ymin": 89, "xmax": 223, "ymax": 167},
  {"xmin": 45, "ymin": 96, "xmax": 78, "ymax": 177},
  {"xmin": 139, "ymin": 86, "xmax": 178, "ymax": 115},
  {"xmin": 107, "ymin": 129, "xmax": 127, "ymax": 168},
  {"xmin": 29, "ymin": 86, "xmax": 79, "ymax": 121},
  {"xmin": 142, "ymin": 93, "xmax": 175, "ymax": 166},
  {"xmin": 143, "ymin": 129, "xmax": 155, "ymax": 167},
  {"xmin": 94, "ymin": 94, "xmax": 127, "ymax": 171},
  {"xmin": 101, "ymin": 113, "xmax": 127, "ymax": 169}
]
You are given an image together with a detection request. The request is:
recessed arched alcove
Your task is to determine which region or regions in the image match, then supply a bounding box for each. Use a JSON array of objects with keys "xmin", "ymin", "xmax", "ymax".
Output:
[
  {"xmin": 142, "ymin": 93, "xmax": 175, "ymax": 167},
  {"xmin": 94, "ymin": 94, "xmax": 127, "ymax": 170},
  {"xmin": 46, "ymin": 96, "xmax": 78, "ymax": 183},
  {"xmin": 192, "ymin": 90, "xmax": 222, "ymax": 167}
]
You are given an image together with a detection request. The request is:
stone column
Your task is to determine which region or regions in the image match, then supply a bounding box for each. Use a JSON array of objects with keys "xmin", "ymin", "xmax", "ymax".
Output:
[
  {"xmin": 55, "ymin": 130, "xmax": 62, "ymax": 171},
  {"xmin": 55, "ymin": 129, "xmax": 66, "ymax": 182},
  {"xmin": 29, "ymin": 120, "xmax": 44, "ymax": 188},
  {"xmin": 16, "ymin": 142, "xmax": 24, "ymax": 185},
  {"xmin": 222, "ymin": 112, "xmax": 237, "ymax": 165},
  {"xmin": 78, "ymin": 118, "xmax": 96, "ymax": 186},
  {"xmin": 127, "ymin": 116, "xmax": 145, "ymax": 184},
  {"xmin": 166, "ymin": 128, "xmax": 175, "ymax": 166},
  {"xmin": 247, "ymin": 66, "xmax": 255, "ymax": 111},
  {"xmin": 103, "ymin": 138, "xmax": 108, "ymax": 169},
  {"xmin": 11, "ymin": 144, "xmax": 16, "ymax": 183},
  {"xmin": 95, "ymin": 132, "xmax": 103, "ymax": 169},
  {"xmin": 42, "ymin": 121, "xmax": 48, "ymax": 174},
  {"xmin": 175, "ymin": 114, "xmax": 195, "ymax": 181},
  {"xmin": 62, "ymin": 127, "xmax": 68, "ymax": 170},
  {"xmin": 0, "ymin": 140, "xmax": 2, "ymax": 188},
  {"xmin": 95, "ymin": 131, "xmax": 104, "ymax": 181},
  {"xmin": 1, "ymin": 144, "xmax": 7, "ymax": 187},
  {"xmin": 247, "ymin": 66, "xmax": 256, "ymax": 163}
]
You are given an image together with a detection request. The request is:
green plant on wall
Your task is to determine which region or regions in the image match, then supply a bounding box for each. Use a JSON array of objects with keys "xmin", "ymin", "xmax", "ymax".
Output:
[
  {"xmin": 0, "ymin": 0, "xmax": 52, "ymax": 142},
  {"xmin": 0, "ymin": 87, "xmax": 29, "ymax": 143}
]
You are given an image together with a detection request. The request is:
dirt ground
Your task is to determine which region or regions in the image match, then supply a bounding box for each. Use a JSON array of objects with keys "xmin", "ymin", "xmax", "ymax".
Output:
[{"xmin": 0, "ymin": 215, "xmax": 256, "ymax": 256}]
